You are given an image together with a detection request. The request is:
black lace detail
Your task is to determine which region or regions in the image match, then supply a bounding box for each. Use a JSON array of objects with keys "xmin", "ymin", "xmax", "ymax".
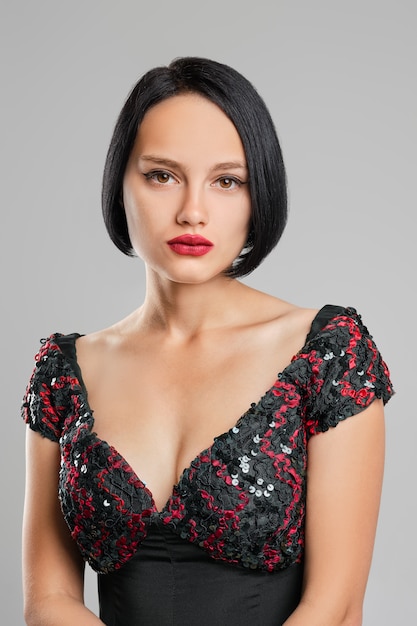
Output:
[{"xmin": 21, "ymin": 306, "xmax": 394, "ymax": 573}]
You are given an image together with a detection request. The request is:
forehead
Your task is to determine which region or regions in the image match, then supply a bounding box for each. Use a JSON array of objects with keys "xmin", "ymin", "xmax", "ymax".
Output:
[{"xmin": 132, "ymin": 94, "xmax": 245, "ymax": 162}]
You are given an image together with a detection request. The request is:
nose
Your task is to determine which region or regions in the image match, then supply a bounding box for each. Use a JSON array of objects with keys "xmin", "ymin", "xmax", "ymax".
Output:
[{"xmin": 176, "ymin": 184, "xmax": 208, "ymax": 226}]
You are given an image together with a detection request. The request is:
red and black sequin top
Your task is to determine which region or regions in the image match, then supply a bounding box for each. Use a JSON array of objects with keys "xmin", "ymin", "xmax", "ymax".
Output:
[{"xmin": 21, "ymin": 305, "xmax": 393, "ymax": 575}]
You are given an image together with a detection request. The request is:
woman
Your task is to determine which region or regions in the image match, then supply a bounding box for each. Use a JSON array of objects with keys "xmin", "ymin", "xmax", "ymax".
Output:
[{"xmin": 21, "ymin": 57, "xmax": 393, "ymax": 625}]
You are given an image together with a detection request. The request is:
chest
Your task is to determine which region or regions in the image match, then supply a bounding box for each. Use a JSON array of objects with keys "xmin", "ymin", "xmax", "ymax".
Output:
[
  {"xmin": 74, "ymin": 325, "xmax": 306, "ymax": 511},
  {"xmin": 58, "ymin": 369, "xmax": 309, "ymax": 573}
]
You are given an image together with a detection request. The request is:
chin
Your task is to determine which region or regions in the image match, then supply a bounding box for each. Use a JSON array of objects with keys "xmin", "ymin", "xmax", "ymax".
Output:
[{"xmin": 157, "ymin": 266, "xmax": 233, "ymax": 286}]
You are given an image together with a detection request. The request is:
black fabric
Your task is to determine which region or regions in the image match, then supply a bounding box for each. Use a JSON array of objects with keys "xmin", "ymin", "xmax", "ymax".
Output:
[
  {"xmin": 21, "ymin": 305, "xmax": 394, "ymax": 624},
  {"xmin": 98, "ymin": 523, "xmax": 303, "ymax": 626},
  {"xmin": 55, "ymin": 332, "xmax": 85, "ymax": 384},
  {"xmin": 305, "ymin": 304, "xmax": 345, "ymax": 344}
]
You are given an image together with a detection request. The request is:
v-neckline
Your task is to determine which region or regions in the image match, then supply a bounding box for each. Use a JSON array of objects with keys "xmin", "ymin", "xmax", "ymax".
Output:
[
  {"xmin": 53, "ymin": 304, "xmax": 340, "ymax": 513},
  {"xmin": 59, "ymin": 335, "xmax": 296, "ymax": 514}
]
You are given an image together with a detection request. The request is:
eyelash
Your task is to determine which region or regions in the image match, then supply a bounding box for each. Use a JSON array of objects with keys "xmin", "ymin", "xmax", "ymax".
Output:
[
  {"xmin": 143, "ymin": 170, "xmax": 247, "ymax": 190},
  {"xmin": 144, "ymin": 170, "xmax": 177, "ymax": 185},
  {"xmin": 214, "ymin": 176, "xmax": 246, "ymax": 190}
]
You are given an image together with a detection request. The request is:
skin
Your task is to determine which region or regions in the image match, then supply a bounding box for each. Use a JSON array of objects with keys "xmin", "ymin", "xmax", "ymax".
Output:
[{"xmin": 22, "ymin": 94, "xmax": 385, "ymax": 625}]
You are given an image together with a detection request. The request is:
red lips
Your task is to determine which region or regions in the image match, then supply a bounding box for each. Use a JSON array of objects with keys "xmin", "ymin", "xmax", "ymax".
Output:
[{"xmin": 167, "ymin": 234, "xmax": 214, "ymax": 256}]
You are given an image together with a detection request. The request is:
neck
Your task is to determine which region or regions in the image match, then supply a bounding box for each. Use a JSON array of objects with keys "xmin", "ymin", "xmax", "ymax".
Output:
[{"xmin": 138, "ymin": 267, "xmax": 247, "ymax": 339}]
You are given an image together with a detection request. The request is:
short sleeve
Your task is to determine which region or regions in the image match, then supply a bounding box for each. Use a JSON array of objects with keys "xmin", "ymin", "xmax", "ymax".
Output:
[
  {"xmin": 300, "ymin": 307, "xmax": 394, "ymax": 437},
  {"xmin": 21, "ymin": 335, "xmax": 68, "ymax": 442}
]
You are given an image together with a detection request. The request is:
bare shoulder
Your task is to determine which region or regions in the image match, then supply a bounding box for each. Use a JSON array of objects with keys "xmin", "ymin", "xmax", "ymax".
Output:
[
  {"xmin": 74, "ymin": 310, "xmax": 140, "ymax": 366},
  {"xmin": 239, "ymin": 286, "xmax": 320, "ymax": 364},
  {"xmin": 266, "ymin": 300, "xmax": 319, "ymax": 353},
  {"xmin": 244, "ymin": 286, "xmax": 319, "ymax": 340},
  {"xmin": 75, "ymin": 325, "xmax": 116, "ymax": 357}
]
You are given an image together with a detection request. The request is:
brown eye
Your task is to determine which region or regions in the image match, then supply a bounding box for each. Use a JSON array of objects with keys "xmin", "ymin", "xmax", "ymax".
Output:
[
  {"xmin": 216, "ymin": 176, "xmax": 243, "ymax": 190},
  {"xmin": 156, "ymin": 172, "xmax": 170, "ymax": 184},
  {"xmin": 219, "ymin": 177, "xmax": 234, "ymax": 189},
  {"xmin": 145, "ymin": 170, "xmax": 176, "ymax": 185}
]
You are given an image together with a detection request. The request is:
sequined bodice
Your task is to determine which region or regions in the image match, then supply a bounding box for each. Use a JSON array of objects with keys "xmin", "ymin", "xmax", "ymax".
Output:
[{"xmin": 22, "ymin": 305, "xmax": 393, "ymax": 574}]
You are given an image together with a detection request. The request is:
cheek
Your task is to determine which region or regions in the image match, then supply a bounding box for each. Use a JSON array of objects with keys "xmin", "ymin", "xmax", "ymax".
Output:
[
  {"xmin": 123, "ymin": 194, "xmax": 149, "ymax": 254},
  {"xmin": 124, "ymin": 201, "xmax": 171, "ymax": 261},
  {"xmin": 215, "ymin": 209, "xmax": 251, "ymax": 259},
  {"xmin": 123, "ymin": 183, "xmax": 148, "ymax": 238},
  {"xmin": 123, "ymin": 202, "xmax": 140, "ymax": 244},
  {"xmin": 236, "ymin": 189, "xmax": 252, "ymax": 231},
  {"xmin": 226, "ymin": 199, "xmax": 252, "ymax": 238},
  {"xmin": 125, "ymin": 210, "xmax": 151, "ymax": 248}
]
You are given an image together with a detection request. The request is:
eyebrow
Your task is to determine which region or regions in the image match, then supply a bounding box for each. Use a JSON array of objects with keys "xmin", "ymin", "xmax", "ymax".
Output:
[{"xmin": 139, "ymin": 154, "xmax": 247, "ymax": 172}]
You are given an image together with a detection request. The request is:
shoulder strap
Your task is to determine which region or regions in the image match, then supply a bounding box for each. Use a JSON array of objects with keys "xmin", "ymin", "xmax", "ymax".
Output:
[
  {"xmin": 305, "ymin": 304, "xmax": 346, "ymax": 344},
  {"xmin": 54, "ymin": 333, "xmax": 87, "ymax": 393}
]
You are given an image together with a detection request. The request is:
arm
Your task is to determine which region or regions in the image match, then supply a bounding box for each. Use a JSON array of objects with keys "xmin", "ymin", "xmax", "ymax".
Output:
[
  {"xmin": 22, "ymin": 428, "xmax": 104, "ymax": 625},
  {"xmin": 283, "ymin": 399, "xmax": 385, "ymax": 626}
]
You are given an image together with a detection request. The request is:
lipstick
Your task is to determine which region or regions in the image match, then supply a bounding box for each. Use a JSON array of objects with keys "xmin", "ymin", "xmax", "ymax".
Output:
[{"xmin": 167, "ymin": 234, "xmax": 214, "ymax": 256}]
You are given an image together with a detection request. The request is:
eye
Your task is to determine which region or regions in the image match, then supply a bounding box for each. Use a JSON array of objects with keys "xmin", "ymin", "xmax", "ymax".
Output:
[
  {"xmin": 144, "ymin": 170, "xmax": 177, "ymax": 185},
  {"xmin": 214, "ymin": 176, "xmax": 244, "ymax": 190}
]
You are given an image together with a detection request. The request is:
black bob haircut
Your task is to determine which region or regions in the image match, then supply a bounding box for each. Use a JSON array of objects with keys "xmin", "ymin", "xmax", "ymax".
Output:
[{"xmin": 102, "ymin": 56, "xmax": 287, "ymax": 278}]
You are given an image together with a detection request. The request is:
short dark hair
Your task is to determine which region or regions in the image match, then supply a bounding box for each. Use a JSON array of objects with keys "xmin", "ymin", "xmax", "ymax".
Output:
[{"xmin": 102, "ymin": 56, "xmax": 287, "ymax": 277}]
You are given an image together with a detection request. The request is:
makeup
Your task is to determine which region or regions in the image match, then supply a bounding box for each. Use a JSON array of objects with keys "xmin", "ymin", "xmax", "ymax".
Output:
[{"xmin": 167, "ymin": 234, "xmax": 214, "ymax": 256}]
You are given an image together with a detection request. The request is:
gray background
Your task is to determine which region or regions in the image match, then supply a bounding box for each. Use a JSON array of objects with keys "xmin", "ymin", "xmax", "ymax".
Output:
[{"xmin": 1, "ymin": 0, "xmax": 415, "ymax": 623}]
